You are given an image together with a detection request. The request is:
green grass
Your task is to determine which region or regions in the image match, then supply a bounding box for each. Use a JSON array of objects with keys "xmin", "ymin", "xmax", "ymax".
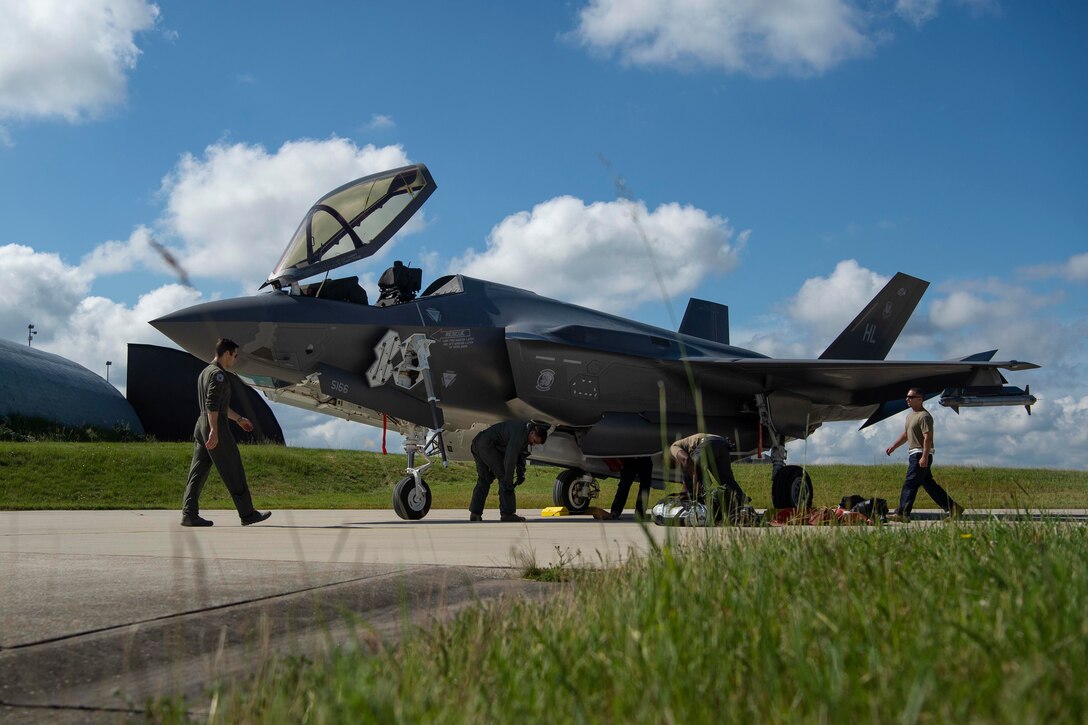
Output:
[
  {"xmin": 5, "ymin": 440, "xmax": 1085, "ymax": 720},
  {"xmin": 172, "ymin": 521, "xmax": 1088, "ymax": 723},
  {"xmin": 1, "ymin": 441, "xmax": 1086, "ymax": 510},
  {"xmin": 0, "ymin": 413, "xmax": 145, "ymax": 442}
]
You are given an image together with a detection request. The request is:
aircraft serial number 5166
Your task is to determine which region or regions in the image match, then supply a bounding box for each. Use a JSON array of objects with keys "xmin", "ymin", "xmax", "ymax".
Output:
[{"xmin": 153, "ymin": 164, "xmax": 1038, "ymax": 520}]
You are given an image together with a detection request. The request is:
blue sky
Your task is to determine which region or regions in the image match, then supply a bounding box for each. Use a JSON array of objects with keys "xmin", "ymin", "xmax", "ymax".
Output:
[{"xmin": 1, "ymin": 0, "xmax": 1085, "ymax": 468}]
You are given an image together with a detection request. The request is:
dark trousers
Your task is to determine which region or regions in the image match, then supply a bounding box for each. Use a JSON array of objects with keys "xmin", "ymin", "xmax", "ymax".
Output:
[
  {"xmin": 469, "ymin": 443, "xmax": 517, "ymax": 516},
  {"xmin": 897, "ymin": 453, "xmax": 957, "ymax": 514},
  {"xmin": 700, "ymin": 439, "xmax": 747, "ymax": 502},
  {"xmin": 182, "ymin": 429, "xmax": 256, "ymax": 519},
  {"xmin": 610, "ymin": 457, "xmax": 653, "ymax": 517}
]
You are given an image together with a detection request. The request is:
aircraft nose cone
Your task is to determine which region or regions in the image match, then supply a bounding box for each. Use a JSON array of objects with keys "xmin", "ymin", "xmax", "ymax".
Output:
[{"xmin": 151, "ymin": 297, "xmax": 269, "ymax": 361}]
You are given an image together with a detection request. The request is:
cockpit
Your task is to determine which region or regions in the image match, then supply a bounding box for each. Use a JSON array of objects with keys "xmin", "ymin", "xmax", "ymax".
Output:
[
  {"xmin": 261, "ymin": 162, "xmax": 463, "ymax": 308},
  {"xmin": 291, "ymin": 265, "xmax": 464, "ymax": 306}
]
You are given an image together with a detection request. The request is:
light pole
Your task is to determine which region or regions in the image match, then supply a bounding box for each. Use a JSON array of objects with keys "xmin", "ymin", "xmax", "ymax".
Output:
[
  {"xmin": 106, "ymin": 360, "xmax": 112, "ymax": 382},
  {"xmin": 27, "ymin": 324, "xmax": 36, "ymax": 347}
]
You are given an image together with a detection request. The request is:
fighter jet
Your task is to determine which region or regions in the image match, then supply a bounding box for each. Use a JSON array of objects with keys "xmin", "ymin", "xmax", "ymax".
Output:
[{"xmin": 152, "ymin": 163, "xmax": 1039, "ymax": 520}]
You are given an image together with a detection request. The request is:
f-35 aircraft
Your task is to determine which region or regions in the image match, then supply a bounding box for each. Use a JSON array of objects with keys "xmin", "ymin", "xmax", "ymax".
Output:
[{"xmin": 152, "ymin": 163, "xmax": 1039, "ymax": 519}]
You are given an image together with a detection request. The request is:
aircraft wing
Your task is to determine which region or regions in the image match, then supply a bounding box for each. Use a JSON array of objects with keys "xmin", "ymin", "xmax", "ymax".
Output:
[
  {"xmin": 693, "ymin": 357, "xmax": 1039, "ymax": 395},
  {"xmin": 683, "ymin": 356, "xmax": 1039, "ymax": 434}
]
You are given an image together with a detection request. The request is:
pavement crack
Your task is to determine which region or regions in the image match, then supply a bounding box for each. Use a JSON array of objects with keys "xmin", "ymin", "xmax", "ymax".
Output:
[{"xmin": 3, "ymin": 565, "xmax": 418, "ymax": 651}]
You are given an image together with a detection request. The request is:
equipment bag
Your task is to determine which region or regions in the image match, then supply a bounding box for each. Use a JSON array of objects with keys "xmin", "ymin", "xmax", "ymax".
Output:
[
  {"xmin": 651, "ymin": 493, "xmax": 707, "ymax": 527},
  {"xmin": 851, "ymin": 497, "xmax": 888, "ymax": 520},
  {"xmin": 652, "ymin": 490, "xmax": 761, "ymax": 527}
]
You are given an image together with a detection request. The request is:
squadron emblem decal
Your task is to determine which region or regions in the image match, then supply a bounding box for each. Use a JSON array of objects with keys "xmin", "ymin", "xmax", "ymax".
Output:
[{"xmin": 535, "ymin": 369, "xmax": 556, "ymax": 392}]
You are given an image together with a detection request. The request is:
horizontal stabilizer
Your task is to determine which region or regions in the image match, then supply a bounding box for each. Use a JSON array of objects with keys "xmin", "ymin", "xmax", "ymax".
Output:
[
  {"xmin": 860, "ymin": 400, "xmax": 908, "ymax": 429},
  {"xmin": 820, "ymin": 272, "xmax": 928, "ymax": 361},
  {"xmin": 859, "ymin": 390, "xmax": 939, "ymax": 429},
  {"xmin": 958, "ymin": 350, "xmax": 997, "ymax": 362},
  {"xmin": 679, "ymin": 298, "xmax": 729, "ymax": 345}
]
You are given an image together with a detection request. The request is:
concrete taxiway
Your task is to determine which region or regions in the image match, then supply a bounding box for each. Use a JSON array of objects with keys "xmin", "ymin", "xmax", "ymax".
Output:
[
  {"xmin": 1, "ymin": 507, "xmax": 1082, "ymax": 721},
  {"xmin": 0, "ymin": 508, "xmax": 688, "ymax": 721}
]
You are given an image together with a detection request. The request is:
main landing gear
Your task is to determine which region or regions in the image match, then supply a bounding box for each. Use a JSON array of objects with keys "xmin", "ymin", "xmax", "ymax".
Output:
[
  {"xmin": 548, "ymin": 401, "xmax": 816, "ymax": 516},
  {"xmin": 771, "ymin": 465, "xmax": 813, "ymax": 509},
  {"xmin": 550, "ymin": 459, "xmax": 813, "ymax": 515},
  {"xmin": 552, "ymin": 469, "xmax": 600, "ymax": 514},
  {"xmin": 756, "ymin": 393, "xmax": 814, "ymax": 509}
]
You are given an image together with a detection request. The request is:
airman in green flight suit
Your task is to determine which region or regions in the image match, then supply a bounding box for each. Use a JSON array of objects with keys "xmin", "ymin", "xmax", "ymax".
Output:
[{"xmin": 180, "ymin": 338, "xmax": 271, "ymax": 527}]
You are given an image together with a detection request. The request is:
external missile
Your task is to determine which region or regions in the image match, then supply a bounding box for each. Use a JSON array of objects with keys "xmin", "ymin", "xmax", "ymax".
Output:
[{"xmin": 938, "ymin": 385, "xmax": 1036, "ymax": 414}]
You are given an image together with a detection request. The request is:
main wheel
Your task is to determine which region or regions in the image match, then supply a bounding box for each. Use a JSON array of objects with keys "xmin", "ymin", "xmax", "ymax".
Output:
[
  {"xmin": 771, "ymin": 465, "xmax": 814, "ymax": 509},
  {"xmin": 392, "ymin": 475, "xmax": 432, "ymax": 520},
  {"xmin": 552, "ymin": 469, "xmax": 596, "ymax": 514}
]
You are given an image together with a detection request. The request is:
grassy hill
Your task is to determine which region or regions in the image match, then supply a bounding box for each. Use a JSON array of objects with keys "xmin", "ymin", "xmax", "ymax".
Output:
[{"xmin": 1, "ymin": 441, "xmax": 1085, "ymax": 511}]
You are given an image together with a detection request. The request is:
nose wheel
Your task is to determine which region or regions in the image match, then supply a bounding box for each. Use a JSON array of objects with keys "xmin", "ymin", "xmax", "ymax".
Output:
[
  {"xmin": 393, "ymin": 475, "xmax": 432, "ymax": 520},
  {"xmin": 391, "ymin": 425, "xmax": 443, "ymax": 520}
]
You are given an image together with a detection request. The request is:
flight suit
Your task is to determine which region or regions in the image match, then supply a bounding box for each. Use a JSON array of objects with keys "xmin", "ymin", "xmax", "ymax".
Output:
[
  {"xmin": 182, "ymin": 363, "xmax": 258, "ymax": 519},
  {"xmin": 469, "ymin": 421, "xmax": 532, "ymax": 516}
]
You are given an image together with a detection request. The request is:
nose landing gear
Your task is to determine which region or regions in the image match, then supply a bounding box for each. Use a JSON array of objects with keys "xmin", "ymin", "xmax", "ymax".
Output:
[
  {"xmin": 369, "ymin": 329, "xmax": 449, "ymax": 521},
  {"xmin": 392, "ymin": 426, "xmax": 443, "ymax": 520}
]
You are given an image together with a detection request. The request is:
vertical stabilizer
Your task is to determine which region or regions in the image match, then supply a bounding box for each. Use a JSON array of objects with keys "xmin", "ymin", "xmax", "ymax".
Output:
[
  {"xmin": 819, "ymin": 272, "xmax": 928, "ymax": 360},
  {"xmin": 679, "ymin": 298, "xmax": 730, "ymax": 345}
]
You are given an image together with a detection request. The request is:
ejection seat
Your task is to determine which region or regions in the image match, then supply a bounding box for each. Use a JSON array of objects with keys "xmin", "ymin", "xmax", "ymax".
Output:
[
  {"xmin": 299, "ymin": 276, "xmax": 368, "ymax": 304},
  {"xmin": 375, "ymin": 261, "xmax": 422, "ymax": 307}
]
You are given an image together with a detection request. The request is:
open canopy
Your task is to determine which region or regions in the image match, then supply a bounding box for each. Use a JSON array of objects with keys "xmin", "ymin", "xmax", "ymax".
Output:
[{"xmin": 263, "ymin": 163, "xmax": 435, "ymax": 288}]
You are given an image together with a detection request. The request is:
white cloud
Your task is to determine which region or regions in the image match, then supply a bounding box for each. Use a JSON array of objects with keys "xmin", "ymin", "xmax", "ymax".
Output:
[
  {"xmin": 158, "ymin": 138, "xmax": 413, "ymax": 290},
  {"xmin": 574, "ymin": 0, "xmax": 874, "ymax": 76},
  {"xmin": 364, "ymin": 114, "xmax": 395, "ymax": 131},
  {"xmin": 789, "ymin": 393, "xmax": 1088, "ymax": 471},
  {"xmin": 1, "ymin": 137, "xmax": 426, "ymax": 450},
  {"xmin": 40, "ymin": 284, "xmax": 203, "ymax": 391},
  {"xmin": 732, "ymin": 259, "xmax": 1087, "ymax": 469},
  {"xmin": 927, "ymin": 279, "xmax": 1055, "ymax": 336},
  {"xmin": 790, "ymin": 259, "xmax": 888, "ymax": 340},
  {"xmin": 0, "ymin": 240, "xmax": 201, "ymax": 391},
  {"xmin": 927, "ymin": 289, "xmax": 988, "ymax": 330},
  {"xmin": 936, "ymin": 396, "xmax": 1088, "ymax": 469},
  {"xmin": 740, "ymin": 262, "xmax": 1077, "ymax": 368},
  {"xmin": 450, "ymin": 196, "xmax": 744, "ymax": 314},
  {"xmin": 0, "ymin": 0, "xmax": 159, "ymax": 121},
  {"xmin": 738, "ymin": 260, "xmax": 887, "ymax": 358},
  {"xmin": 78, "ymin": 225, "xmax": 165, "ymax": 277},
  {"xmin": 1069, "ymin": 253, "xmax": 1088, "ymax": 281},
  {"xmin": 1022, "ymin": 251, "xmax": 1088, "ymax": 283},
  {"xmin": 922, "ymin": 278, "xmax": 1073, "ymax": 372},
  {"xmin": 574, "ymin": 0, "xmax": 1002, "ymax": 75},
  {"xmin": 0, "ymin": 244, "xmax": 91, "ymax": 342},
  {"xmin": 895, "ymin": 0, "xmax": 941, "ymax": 27},
  {"xmin": 273, "ymin": 407, "xmax": 405, "ymax": 452}
]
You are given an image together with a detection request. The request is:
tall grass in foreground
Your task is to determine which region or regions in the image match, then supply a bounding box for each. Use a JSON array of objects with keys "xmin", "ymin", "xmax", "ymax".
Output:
[{"xmin": 192, "ymin": 522, "xmax": 1087, "ymax": 723}]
